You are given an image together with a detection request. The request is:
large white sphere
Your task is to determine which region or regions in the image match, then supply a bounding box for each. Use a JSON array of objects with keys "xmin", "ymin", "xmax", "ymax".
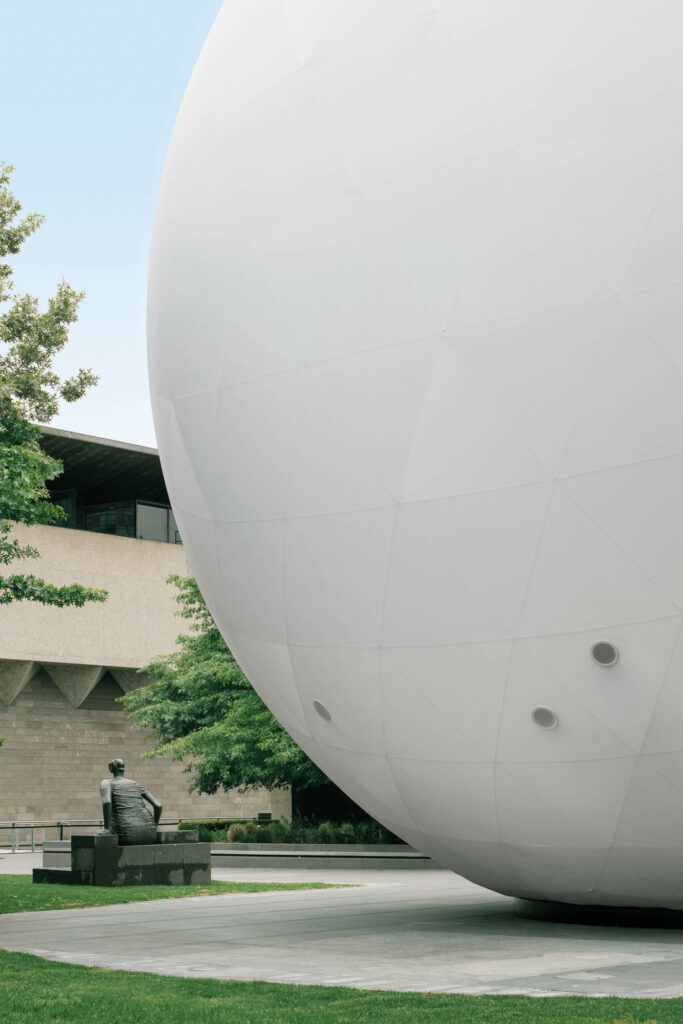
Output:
[{"xmin": 149, "ymin": 1, "xmax": 683, "ymax": 907}]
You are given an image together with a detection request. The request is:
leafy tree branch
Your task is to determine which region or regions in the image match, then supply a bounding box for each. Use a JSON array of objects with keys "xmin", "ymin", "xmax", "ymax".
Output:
[
  {"xmin": 123, "ymin": 575, "xmax": 325, "ymax": 795},
  {"xmin": 0, "ymin": 162, "xmax": 106, "ymax": 607}
]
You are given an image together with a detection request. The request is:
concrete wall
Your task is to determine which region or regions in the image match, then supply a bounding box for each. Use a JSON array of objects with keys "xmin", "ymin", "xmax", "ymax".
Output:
[
  {"xmin": 0, "ymin": 524, "xmax": 188, "ymax": 668},
  {"xmin": 0, "ymin": 523, "xmax": 291, "ymax": 825}
]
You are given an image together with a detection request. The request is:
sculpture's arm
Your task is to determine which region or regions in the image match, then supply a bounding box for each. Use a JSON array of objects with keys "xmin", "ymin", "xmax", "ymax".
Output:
[
  {"xmin": 99, "ymin": 780, "xmax": 113, "ymax": 832},
  {"xmin": 142, "ymin": 789, "xmax": 162, "ymax": 825}
]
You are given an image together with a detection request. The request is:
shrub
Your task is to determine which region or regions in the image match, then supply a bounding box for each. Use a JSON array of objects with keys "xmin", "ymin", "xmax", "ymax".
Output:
[
  {"xmin": 338, "ymin": 822, "xmax": 357, "ymax": 844},
  {"xmin": 268, "ymin": 820, "xmax": 285, "ymax": 842},
  {"xmin": 179, "ymin": 818, "xmax": 256, "ymax": 831},
  {"xmin": 179, "ymin": 815, "xmax": 405, "ymax": 845},
  {"xmin": 242, "ymin": 821, "xmax": 259, "ymax": 842},
  {"xmin": 316, "ymin": 821, "xmax": 339, "ymax": 843},
  {"xmin": 269, "ymin": 817, "xmax": 405, "ymax": 845},
  {"xmin": 227, "ymin": 823, "xmax": 246, "ymax": 843}
]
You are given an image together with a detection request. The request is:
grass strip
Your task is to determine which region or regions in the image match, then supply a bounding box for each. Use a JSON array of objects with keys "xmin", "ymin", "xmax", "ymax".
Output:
[
  {"xmin": 0, "ymin": 873, "xmax": 338, "ymax": 914},
  {"xmin": 0, "ymin": 949, "xmax": 682, "ymax": 1024}
]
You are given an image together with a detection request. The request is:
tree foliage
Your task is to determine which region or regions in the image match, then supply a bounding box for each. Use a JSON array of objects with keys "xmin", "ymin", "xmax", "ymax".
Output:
[
  {"xmin": 123, "ymin": 575, "xmax": 326, "ymax": 794},
  {"xmin": 0, "ymin": 162, "xmax": 106, "ymax": 606}
]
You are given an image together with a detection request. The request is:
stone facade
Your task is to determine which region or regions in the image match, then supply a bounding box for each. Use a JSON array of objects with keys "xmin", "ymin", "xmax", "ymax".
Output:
[{"xmin": 0, "ymin": 518, "xmax": 291, "ymax": 829}]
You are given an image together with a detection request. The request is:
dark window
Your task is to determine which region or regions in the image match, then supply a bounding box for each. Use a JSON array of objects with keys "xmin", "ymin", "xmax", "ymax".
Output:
[
  {"xmin": 85, "ymin": 501, "xmax": 136, "ymax": 538},
  {"xmin": 51, "ymin": 489, "xmax": 85, "ymax": 529}
]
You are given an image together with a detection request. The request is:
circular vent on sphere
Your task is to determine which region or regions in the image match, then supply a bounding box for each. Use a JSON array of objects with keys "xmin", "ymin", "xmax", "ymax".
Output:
[
  {"xmin": 313, "ymin": 700, "xmax": 331, "ymax": 721},
  {"xmin": 591, "ymin": 641, "xmax": 619, "ymax": 667},
  {"xmin": 532, "ymin": 706, "xmax": 559, "ymax": 730}
]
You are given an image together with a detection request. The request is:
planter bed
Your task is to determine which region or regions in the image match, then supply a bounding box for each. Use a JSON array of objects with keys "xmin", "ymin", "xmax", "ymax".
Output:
[
  {"xmin": 210, "ymin": 842, "xmax": 439, "ymax": 870},
  {"xmin": 43, "ymin": 841, "xmax": 439, "ymax": 871}
]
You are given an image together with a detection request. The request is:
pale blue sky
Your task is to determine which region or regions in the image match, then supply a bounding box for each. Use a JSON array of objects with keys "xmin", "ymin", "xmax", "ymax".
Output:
[{"xmin": 4, "ymin": 0, "xmax": 222, "ymax": 446}]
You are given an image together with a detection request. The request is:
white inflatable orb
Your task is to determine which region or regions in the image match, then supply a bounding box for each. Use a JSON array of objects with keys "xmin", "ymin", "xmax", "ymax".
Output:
[{"xmin": 149, "ymin": 1, "xmax": 683, "ymax": 907}]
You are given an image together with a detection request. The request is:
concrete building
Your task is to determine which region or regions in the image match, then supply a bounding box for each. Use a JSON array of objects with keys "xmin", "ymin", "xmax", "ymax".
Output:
[{"xmin": 0, "ymin": 427, "xmax": 290, "ymax": 832}]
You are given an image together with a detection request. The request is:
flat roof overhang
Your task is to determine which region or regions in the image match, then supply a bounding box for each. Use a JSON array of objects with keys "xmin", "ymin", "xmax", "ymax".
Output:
[{"xmin": 39, "ymin": 426, "xmax": 170, "ymax": 506}]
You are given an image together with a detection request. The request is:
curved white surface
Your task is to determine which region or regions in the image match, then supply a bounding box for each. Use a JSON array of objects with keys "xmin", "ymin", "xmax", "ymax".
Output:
[{"xmin": 149, "ymin": 0, "xmax": 683, "ymax": 907}]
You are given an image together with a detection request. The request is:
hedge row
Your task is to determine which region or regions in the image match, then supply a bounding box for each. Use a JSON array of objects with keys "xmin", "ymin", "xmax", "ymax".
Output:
[
  {"xmin": 178, "ymin": 819, "xmax": 267, "ymax": 831},
  {"xmin": 179, "ymin": 818, "xmax": 404, "ymax": 845}
]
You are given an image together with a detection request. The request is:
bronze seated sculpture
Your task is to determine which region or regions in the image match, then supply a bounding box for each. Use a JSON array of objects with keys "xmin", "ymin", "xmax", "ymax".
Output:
[
  {"xmin": 99, "ymin": 757, "xmax": 162, "ymax": 846},
  {"xmin": 33, "ymin": 759, "xmax": 210, "ymax": 886}
]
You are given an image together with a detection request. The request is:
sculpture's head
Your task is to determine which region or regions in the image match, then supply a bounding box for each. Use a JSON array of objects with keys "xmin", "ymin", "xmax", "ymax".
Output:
[{"xmin": 108, "ymin": 758, "xmax": 125, "ymax": 777}]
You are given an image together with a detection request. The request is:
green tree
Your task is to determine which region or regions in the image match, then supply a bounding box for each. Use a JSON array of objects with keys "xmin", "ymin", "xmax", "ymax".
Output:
[
  {"xmin": 122, "ymin": 575, "xmax": 326, "ymax": 795},
  {"xmin": 0, "ymin": 162, "xmax": 106, "ymax": 607}
]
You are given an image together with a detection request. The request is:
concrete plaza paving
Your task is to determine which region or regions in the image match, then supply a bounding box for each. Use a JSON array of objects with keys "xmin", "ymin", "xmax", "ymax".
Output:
[{"xmin": 3, "ymin": 852, "xmax": 683, "ymax": 997}]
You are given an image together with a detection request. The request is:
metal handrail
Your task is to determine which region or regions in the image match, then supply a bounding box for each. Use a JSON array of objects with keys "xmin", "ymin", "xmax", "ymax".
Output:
[
  {"xmin": 0, "ymin": 818, "xmax": 185, "ymax": 828},
  {"xmin": 0, "ymin": 818, "xmax": 184, "ymax": 852},
  {"xmin": 0, "ymin": 816, "xmax": 265, "ymax": 852}
]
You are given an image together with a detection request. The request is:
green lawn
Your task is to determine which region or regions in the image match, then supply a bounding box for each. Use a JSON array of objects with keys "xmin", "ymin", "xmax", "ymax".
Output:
[
  {"xmin": 0, "ymin": 950, "xmax": 681, "ymax": 1024},
  {"xmin": 0, "ymin": 873, "xmax": 339, "ymax": 914}
]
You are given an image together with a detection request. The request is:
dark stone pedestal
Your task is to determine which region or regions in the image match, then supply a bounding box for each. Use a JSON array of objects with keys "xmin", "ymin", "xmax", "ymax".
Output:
[{"xmin": 33, "ymin": 831, "xmax": 211, "ymax": 887}]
